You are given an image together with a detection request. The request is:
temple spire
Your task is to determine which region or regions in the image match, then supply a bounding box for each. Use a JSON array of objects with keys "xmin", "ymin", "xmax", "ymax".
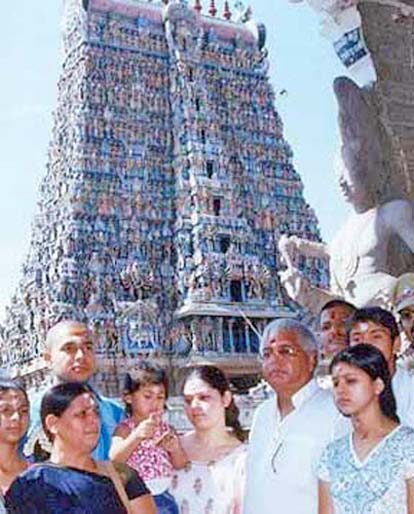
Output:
[
  {"xmin": 208, "ymin": 0, "xmax": 217, "ymax": 17},
  {"xmin": 223, "ymin": 0, "xmax": 231, "ymax": 20}
]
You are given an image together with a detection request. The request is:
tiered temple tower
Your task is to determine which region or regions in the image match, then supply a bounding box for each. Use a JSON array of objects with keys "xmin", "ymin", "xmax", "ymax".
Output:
[{"xmin": 1, "ymin": 0, "xmax": 328, "ymax": 394}]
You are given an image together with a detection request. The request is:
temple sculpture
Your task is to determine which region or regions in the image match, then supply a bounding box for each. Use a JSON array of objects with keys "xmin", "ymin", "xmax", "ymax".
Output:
[
  {"xmin": 1, "ymin": 0, "xmax": 327, "ymax": 394},
  {"xmin": 280, "ymin": 0, "xmax": 414, "ymax": 314}
]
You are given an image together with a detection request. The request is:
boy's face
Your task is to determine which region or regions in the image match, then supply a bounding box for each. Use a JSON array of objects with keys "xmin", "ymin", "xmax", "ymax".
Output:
[
  {"xmin": 349, "ymin": 320, "xmax": 396, "ymax": 367},
  {"xmin": 125, "ymin": 384, "xmax": 166, "ymax": 421},
  {"xmin": 319, "ymin": 304, "xmax": 354, "ymax": 359},
  {"xmin": 45, "ymin": 323, "xmax": 96, "ymax": 383}
]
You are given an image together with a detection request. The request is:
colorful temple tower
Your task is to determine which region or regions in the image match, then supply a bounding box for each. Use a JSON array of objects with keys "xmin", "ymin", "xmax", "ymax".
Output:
[{"xmin": 1, "ymin": 0, "xmax": 328, "ymax": 394}]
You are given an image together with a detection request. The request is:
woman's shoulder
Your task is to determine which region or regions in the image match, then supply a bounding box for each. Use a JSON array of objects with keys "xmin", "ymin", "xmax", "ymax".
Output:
[
  {"xmin": 393, "ymin": 425, "xmax": 414, "ymax": 445},
  {"xmin": 5, "ymin": 464, "xmax": 55, "ymax": 503},
  {"xmin": 225, "ymin": 437, "xmax": 246, "ymax": 455},
  {"xmin": 111, "ymin": 462, "xmax": 150, "ymax": 499},
  {"xmin": 222, "ymin": 441, "xmax": 247, "ymax": 466},
  {"xmin": 112, "ymin": 461, "xmax": 137, "ymax": 484},
  {"xmin": 324, "ymin": 433, "xmax": 349, "ymax": 456},
  {"xmin": 11, "ymin": 462, "xmax": 55, "ymax": 482}
]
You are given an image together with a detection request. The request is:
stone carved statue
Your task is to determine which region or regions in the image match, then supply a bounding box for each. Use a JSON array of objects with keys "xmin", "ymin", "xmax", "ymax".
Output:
[
  {"xmin": 288, "ymin": 0, "xmax": 376, "ymax": 86},
  {"xmin": 279, "ymin": 77, "xmax": 414, "ymax": 313}
]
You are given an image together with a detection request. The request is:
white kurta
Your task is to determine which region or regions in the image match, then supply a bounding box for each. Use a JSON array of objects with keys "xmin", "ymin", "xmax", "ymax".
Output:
[
  {"xmin": 171, "ymin": 444, "xmax": 247, "ymax": 514},
  {"xmin": 393, "ymin": 366, "xmax": 414, "ymax": 428},
  {"xmin": 244, "ymin": 379, "xmax": 346, "ymax": 514}
]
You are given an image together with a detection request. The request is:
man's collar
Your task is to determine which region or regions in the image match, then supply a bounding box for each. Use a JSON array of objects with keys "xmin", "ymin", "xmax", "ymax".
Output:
[
  {"xmin": 291, "ymin": 379, "xmax": 319, "ymax": 409},
  {"xmin": 272, "ymin": 379, "xmax": 319, "ymax": 412}
]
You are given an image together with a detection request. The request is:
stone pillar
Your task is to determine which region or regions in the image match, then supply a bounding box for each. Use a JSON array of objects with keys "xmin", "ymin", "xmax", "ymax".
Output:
[
  {"xmin": 228, "ymin": 318, "xmax": 235, "ymax": 353},
  {"xmin": 245, "ymin": 322, "xmax": 251, "ymax": 353}
]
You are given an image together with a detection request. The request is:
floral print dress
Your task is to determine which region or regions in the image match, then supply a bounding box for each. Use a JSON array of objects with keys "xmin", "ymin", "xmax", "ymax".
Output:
[
  {"xmin": 317, "ymin": 425, "xmax": 414, "ymax": 514},
  {"xmin": 170, "ymin": 444, "xmax": 246, "ymax": 514}
]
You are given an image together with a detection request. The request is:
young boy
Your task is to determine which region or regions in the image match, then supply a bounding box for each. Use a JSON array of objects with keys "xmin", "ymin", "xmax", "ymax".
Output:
[{"xmin": 347, "ymin": 306, "xmax": 414, "ymax": 428}]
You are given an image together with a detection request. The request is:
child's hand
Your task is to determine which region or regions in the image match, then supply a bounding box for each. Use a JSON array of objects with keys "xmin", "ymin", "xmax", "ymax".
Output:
[
  {"xmin": 156, "ymin": 428, "xmax": 189, "ymax": 469},
  {"xmin": 133, "ymin": 413, "xmax": 160, "ymax": 440},
  {"xmin": 156, "ymin": 428, "xmax": 180, "ymax": 452}
]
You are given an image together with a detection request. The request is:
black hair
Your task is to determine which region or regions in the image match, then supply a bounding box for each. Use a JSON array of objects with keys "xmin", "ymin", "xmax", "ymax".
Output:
[
  {"xmin": 183, "ymin": 365, "xmax": 247, "ymax": 442},
  {"xmin": 319, "ymin": 299, "xmax": 356, "ymax": 325},
  {"xmin": 330, "ymin": 344, "xmax": 399, "ymax": 423},
  {"xmin": 347, "ymin": 307, "xmax": 399, "ymax": 342},
  {"xmin": 0, "ymin": 377, "xmax": 28, "ymax": 404},
  {"xmin": 320, "ymin": 299, "xmax": 356, "ymax": 314},
  {"xmin": 123, "ymin": 361, "xmax": 169, "ymax": 417},
  {"xmin": 40, "ymin": 382, "xmax": 96, "ymax": 442}
]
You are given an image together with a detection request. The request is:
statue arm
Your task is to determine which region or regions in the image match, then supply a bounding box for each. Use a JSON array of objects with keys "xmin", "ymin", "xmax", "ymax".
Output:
[
  {"xmin": 278, "ymin": 234, "xmax": 329, "ymax": 266},
  {"xmin": 278, "ymin": 235, "xmax": 332, "ymax": 314},
  {"xmin": 384, "ymin": 200, "xmax": 414, "ymax": 251},
  {"xmin": 294, "ymin": 237, "xmax": 328, "ymax": 258}
]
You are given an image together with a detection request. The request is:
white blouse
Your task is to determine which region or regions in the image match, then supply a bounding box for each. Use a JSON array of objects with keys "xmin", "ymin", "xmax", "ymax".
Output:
[{"xmin": 170, "ymin": 444, "xmax": 246, "ymax": 514}]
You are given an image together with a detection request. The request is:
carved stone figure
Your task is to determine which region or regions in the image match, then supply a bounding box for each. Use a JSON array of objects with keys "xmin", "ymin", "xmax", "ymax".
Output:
[
  {"xmin": 279, "ymin": 77, "xmax": 414, "ymax": 313},
  {"xmin": 288, "ymin": 0, "xmax": 376, "ymax": 86}
]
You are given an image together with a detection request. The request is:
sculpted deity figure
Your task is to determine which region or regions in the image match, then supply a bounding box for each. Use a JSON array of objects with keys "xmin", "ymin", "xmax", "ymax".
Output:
[{"xmin": 279, "ymin": 77, "xmax": 414, "ymax": 313}]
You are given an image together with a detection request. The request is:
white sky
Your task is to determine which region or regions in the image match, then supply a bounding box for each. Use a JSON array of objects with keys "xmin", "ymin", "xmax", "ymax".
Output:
[{"xmin": 0, "ymin": 0, "xmax": 352, "ymax": 320}]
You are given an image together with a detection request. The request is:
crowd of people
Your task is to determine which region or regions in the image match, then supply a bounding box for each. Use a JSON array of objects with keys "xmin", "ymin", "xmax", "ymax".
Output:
[{"xmin": 2, "ymin": 280, "xmax": 414, "ymax": 512}]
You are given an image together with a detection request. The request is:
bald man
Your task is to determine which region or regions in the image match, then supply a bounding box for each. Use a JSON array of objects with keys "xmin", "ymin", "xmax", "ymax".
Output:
[{"xmin": 25, "ymin": 320, "xmax": 123, "ymax": 461}]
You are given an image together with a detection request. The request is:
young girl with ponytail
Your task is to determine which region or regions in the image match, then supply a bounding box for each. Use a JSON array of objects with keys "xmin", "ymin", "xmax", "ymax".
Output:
[
  {"xmin": 171, "ymin": 365, "xmax": 247, "ymax": 514},
  {"xmin": 318, "ymin": 344, "xmax": 414, "ymax": 514},
  {"xmin": 110, "ymin": 362, "xmax": 188, "ymax": 514}
]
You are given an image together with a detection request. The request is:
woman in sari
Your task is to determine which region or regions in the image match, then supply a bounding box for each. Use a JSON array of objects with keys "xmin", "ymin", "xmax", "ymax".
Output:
[{"xmin": 6, "ymin": 382, "xmax": 156, "ymax": 514}]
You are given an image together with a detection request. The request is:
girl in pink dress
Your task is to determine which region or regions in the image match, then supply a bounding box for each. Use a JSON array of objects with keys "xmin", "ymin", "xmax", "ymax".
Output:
[{"xmin": 110, "ymin": 362, "xmax": 188, "ymax": 514}]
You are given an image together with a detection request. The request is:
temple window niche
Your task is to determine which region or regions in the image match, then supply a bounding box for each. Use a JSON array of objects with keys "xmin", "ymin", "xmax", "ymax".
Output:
[
  {"xmin": 213, "ymin": 197, "xmax": 221, "ymax": 216},
  {"xmin": 230, "ymin": 280, "xmax": 243, "ymax": 302},
  {"xmin": 233, "ymin": 319, "xmax": 247, "ymax": 352},
  {"xmin": 206, "ymin": 160, "xmax": 214, "ymax": 178},
  {"xmin": 218, "ymin": 234, "xmax": 230, "ymax": 253}
]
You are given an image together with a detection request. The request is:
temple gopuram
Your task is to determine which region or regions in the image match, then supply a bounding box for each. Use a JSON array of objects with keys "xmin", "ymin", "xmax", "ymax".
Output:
[{"xmin": 1, "ymin": 0, "xmax": 328, "ymax": 396}]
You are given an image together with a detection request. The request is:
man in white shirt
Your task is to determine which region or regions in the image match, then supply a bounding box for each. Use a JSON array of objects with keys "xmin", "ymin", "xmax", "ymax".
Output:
[
  {"xmin": 244, "ymin": 318, "xmax": 345, "ymax": 514},
  {"xmin": 348, "ymin": 306, "xmax": 414, "ymax": 428}
]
